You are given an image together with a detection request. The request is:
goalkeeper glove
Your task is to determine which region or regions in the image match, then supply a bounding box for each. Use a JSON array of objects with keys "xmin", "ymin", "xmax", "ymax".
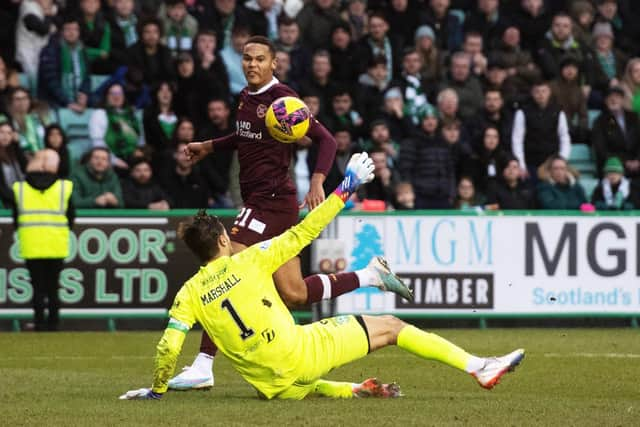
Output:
[
  {"xmin": 334, "ymin": 153, "xmax": 375, "ymax": 202},
  {"xmin": 119, "ymin": 388, "xmax": 163, "ymax": 400}
]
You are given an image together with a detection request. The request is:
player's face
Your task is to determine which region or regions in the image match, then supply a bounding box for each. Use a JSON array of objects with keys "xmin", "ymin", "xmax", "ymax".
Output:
[{"xmin": 242, "ymin": 43, "xmax": 276, "ymax": 90}]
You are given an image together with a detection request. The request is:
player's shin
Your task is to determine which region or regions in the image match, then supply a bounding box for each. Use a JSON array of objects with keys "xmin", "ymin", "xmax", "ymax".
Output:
[
  {"xmin": 303, "ymin": 273, "xmax": 359, "ymax": 303},
  {"xmin": 396, "ymin": 325, "xmax": 485, "ymax": 373}
]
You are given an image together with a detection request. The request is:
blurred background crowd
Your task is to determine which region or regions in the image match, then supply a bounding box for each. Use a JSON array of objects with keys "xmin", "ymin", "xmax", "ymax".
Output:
[{"xmin": 1, "ymin": 0, "xmax": 640, "ymax": 212}]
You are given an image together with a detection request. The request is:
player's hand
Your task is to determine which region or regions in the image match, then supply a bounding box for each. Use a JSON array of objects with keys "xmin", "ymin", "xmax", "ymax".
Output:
[
  {"xmin": 343, "ymin": 153, "xmax": 375, "ymax": 192},
  {"xmin": 184, "ymin": 141, "xmax": 211, "ymax": 165},
  {"xmin": 118, "ymin": 388, "xmax": 162, "ymax": 400},
  {"xmin": 300, "ymin": 174, "xmax": 326, "ymax": 210}
]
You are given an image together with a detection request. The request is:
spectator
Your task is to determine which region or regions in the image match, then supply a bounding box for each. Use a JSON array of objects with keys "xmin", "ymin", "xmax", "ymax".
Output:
[
  {"xmin": 121, "ymin": 157, "xmax": 171, "ymax": 209},
  {"xmin": 550, "ymin": 56, "xmax": 589, "ymax": 144},
  {"xmin": 328, "ymin": 21, "xmax": 360, "ymax": 86},
  {"xmin": 441, "ymin": 117, "xmax": 471, "ymax": 176},
  {"xmin": 594, "ymin": 0, "xmax": 635, "ymax": 55},
  {"xmin": 190, "ymin": 0, "xmax": 252, "ymax": 49},
  {"xmin": 89, "ymin": 82, "xmax": 143, "ymax": 173},
  {"xmin": 243, "ymin": 0, "xmax": 283, "ymax": 40},
  {"xmin": 15, "ymin": 0, "xmax": 57, "ymax": 83},
  {"xmin": 436, "ymin": 88, "xmax": 460, "ymax": 123},
  {"xmin": 591, "ymin": 156, "xmax": 635, "ymax": 210},
  {"xmin": 486, "ymin": 155, "xmax": 535, "ymax": 209},
  {"xmin": 43, "ymin": 124, "xmax": 71, "ymax": 178},
  {"xmin": 126, "ymin": 17, "xmax": 175, "ymax": 85},
  {"xmin": 465, "ymin": 0, "xmax": 508, "ymax": 47},
  {"xmin": 379, "ymin": 87, "xmax": 413, "ymax": 142},
  {"xmin": 384, "ymin": 0, "xmax": 421, "ymax": 49},
  {"xmin": 0, "ymin": 58, "xmax": 20, "ymax": 114},
  {"xmin": 512, "ymin": 0, "xmax": 551, "ymax": 53},
  {"xmin": 438, "ymin": 52, "xmax": 484, "ymax": 122},
  {"xmin": 392, "ymin": 181, "xmax": 415, "ymax": 210},
  {"xmin": 340, "ymin": 0, "xmax": 368, "ymax": 42},
  {"xmin": 536, "ymin": 155, "xmax": 587, "ymax": 209},
  {"xmin": 8, "ymin": 87, "xmax": 51, "ymax": 154},
  {"xmin": 301, "ymin": 90, "xmax": 322, "ymax": 118},
  {"xmin": 70, "ymin": 147, "xmax": 123, "ymax": 208},
  {"xmin": 274, "ymin": 16, "xmax": 311, "ymax": 86},
  {"xmin": 355, "ymin": 12, "xmax": 402, "ymax": 82},
  {"xmin": 220, "ymin": 24, "xmax": 250, "ymax": 96},
  {"xmin": 299, "ymin": 50, "xmax": 336, "ymax": 116},
  {"xmin": 512, "ymin": 80, "xmax": 571, "ymax": 179},
  {"xmin": 38, "ymin": 15, "xmax": 91, "ymax": 111},
  {"xmin": 419, "ymin": 0, "xmax": 463, "ymax": 52},
  {"xmin": 570, "ymin": 0, "xmax": 595, "ymax": 48},
  {"xmin": 395, "ymin": 47, "xmax": 430, "ymax": 126},
  {"xmin": 362, "ymin": 119, "xmax": 399, "ymax": 166},
  {"xmin": 356, "ymin": 56, "xmax": 393, "ymax": 123},
  {"xmin": 109, "ymin": 0, "xmax": 139, "ymax": 65},
  {"xmin": 322, "ymin": 88, "xmax": 364, "ymax": 139},
  {"xmin": 79, "ymin": 0, "xmax": 114, "ymax": 74},
  {"xmin": 454, "ymin": 176, "xmax": 484, "ymax": 210},
  {"xmin": 537, "ymin": 12, "xmax": 595, "ymax": 85},
  {"xmin": 482, "ymin": 58, "xmax": 509, "ymax": 93},
  {"xmin": 0, "ymin": 122, "xmax": 27, "ymax": 209},
  {"xmin": 158, "ymin": 0, "xmax": 198, "ymax": 57},
  {"xmin": 274, "ymin": 50, "xmax": 297, "ymax": 90},
  {"xmin": 12, "ymin": 149, "xmax": 73, "ymax": 332},
  {"xmin": 591, "ymin": 86, "xmax": 640, "ymax": 177},
  {"xmin": 143, "ymin": 81, "xmax": 178, "ymax": 165},
  {"xmin": 357, "ymin": 149, "xmax": 398, "ymax": 206},
  {"xmin": 620, "ymin": 58, "xmax": 640, "ymax": 115},
  {"xmin": 296, "ymin": 0, "xmax": 342, "ymax": 51},
  {"xmin": 465, "ymin": 124, "xmax": 505, "ymax": 194},
  {"xmin": 399, "ymin": 105, "xmax": 456, "ymax": 208},
  {"xmin": 468, "ymin": 89, "xmax": 512, "ymax": 150},
  {"xmin": 192, "ymin": 29, "xmax": 231, "ymax": 104},
  {"xmin": 174, "ymin": 52, "xmax": 200, "ymax": 120},
  {"xmin": 414, "ymin": 25, "xmax": 444, "ymax": 96},
  {"xmin": 462, "ymin": 31, "xmax": 488, "ymax": 78},
  {"xmin": 591, "ymin": 22, "xmax": 628, "ymax": 103},
  {"xmin": 158, "ymin": 142, "xmax": 209, "ymax": 208}
]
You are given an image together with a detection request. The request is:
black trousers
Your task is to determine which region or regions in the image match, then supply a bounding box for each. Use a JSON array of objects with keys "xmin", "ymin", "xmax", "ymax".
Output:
[{"xmin": 26, "ymin": 259, "xmax": 63, "ymax": 331}]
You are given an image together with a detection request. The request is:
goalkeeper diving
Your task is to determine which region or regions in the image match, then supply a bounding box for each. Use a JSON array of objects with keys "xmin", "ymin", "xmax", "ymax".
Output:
[{"xmin": 120, "ymin": 153, "xmax": 524, "ymax": 400}]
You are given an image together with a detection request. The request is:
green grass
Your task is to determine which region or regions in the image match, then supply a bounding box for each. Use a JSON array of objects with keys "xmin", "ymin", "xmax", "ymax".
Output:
[{"xmin": 1, "ymin": 329, "xmax": 638, "ymax": 426}]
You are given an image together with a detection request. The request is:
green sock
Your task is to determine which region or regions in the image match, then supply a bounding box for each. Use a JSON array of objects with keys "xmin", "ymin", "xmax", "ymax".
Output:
[
  {"xmin": 397, "ymin": 325, "xmax": 477, "ymax": 372},
  {"xmin": 313, "ymin": 379, "xmax": 355, "ymax": 398}
]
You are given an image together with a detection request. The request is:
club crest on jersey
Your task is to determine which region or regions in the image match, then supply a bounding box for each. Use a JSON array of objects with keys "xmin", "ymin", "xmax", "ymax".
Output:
[{"xmin": 256, "ymin": 104, "xmax": 267, "ymax": 118}]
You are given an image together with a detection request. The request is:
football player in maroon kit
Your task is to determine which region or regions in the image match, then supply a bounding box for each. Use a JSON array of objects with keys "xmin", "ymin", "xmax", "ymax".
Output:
[{"xmin": 168, "ymin": 36, "xmax": 411, "ymax": 390}]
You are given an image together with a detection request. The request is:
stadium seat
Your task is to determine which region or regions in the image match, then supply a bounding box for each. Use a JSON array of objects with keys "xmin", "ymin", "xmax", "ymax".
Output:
[
  {"xmin": 569, "ymin": 144, "xmax": 592, "ymax": 162},
  {"xmin": 450, "ymin": 9, "xmax": 466, "ymax": 24},
  {"xmin": 18, "ymin": 73, "xmax": 30, "ymax": 89},
  {"xmin": 579, "ymin": 177, "xmax": 599, "ymax": 200},
  {"xmin": 588, "ymin": 109, "xmax": 600, "ymax": 129},
  {"xmin": 57, "ymin": 108, "xmax": 95, "ymax": 161},
  {"xmin": 90, "ymin": 74, "xmax": 110, "ymax": 91}
]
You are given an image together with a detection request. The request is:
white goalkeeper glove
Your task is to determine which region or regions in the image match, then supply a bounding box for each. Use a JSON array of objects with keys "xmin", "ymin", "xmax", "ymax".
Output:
[
  {"xmin": 119, "ymin": 388, "xmax": 162, "ymax": 400},
  {"xmin": 334, "ymin": 153, "xmax": 375, "ymax": 200}
]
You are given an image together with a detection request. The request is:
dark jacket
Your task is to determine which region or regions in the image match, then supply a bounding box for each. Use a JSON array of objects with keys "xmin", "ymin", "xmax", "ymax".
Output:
[
  {"xmin": 591, "ymin": 179, "xmax": 636, "ymax": 210},
  {"xmin": 536, "ymin": 35, "xmax": 595, "ymax": 84},
  {"xmin": 12, "ymin": 172, "xmax": 75, "ymax": 229},
  {"xmin": 591, "ymin": 48, "xmax": 628, "ymax": 93},
  {"xmin": 591, "ymin": 109, "xmax": 640, "ymax": 174},
  {"xmin": 0, "ymin": 142, "xmax": 27, "ymax": 209},
  {"xmin": 511, "ymin": 7, "xmax": 552, "ymax": 52},
  {"xmin": 121, "ymin": 177, "xmax": 170, "ymax": 208},
  {"xmin": 354, "ymin": 34, "xmax": 404, "ymax": 79},
  {"xmin": 399, "ymin": 132, "xmax": 455, "ymax": 200},
  {"xmin": 536, "ymin": 178, "xmax": 587, "ymax": 210},
  {"xmin": 486, "ymin": 179, "xmax": 535, "ymax": 210},
  {"xmin": 296, "ymin": 3, "xmax": 343, "ymax": 50},
  {"xmin": 38, "ymin": 36, "xmax": 92, "ymax": 107},
  {"xmin": 125, "ymin": 42, "xmax": 175, "ymax": 85},
  {"xmin": 419, "ymin": 8, "xmax": 463, "ymax": 51},
  {"xmin": 158, "ymin": 163, "xmax": 210, "ymax": 208}
]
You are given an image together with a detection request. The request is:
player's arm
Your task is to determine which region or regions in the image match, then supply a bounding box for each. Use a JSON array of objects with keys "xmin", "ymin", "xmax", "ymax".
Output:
[
  {"xmin": 185, "ymin": 133, "xmax": 238, "ymax": 164},
  {"xmin": 243, "ymin": 153, "xmax": 374, "ymax": 274},
  {"xmin": 301, "ymin": 118, "xmax": 337, "ymax": 210},
  {"xmin": 119, "ymin": 287, "xmax": 196, "ymax": 400}
]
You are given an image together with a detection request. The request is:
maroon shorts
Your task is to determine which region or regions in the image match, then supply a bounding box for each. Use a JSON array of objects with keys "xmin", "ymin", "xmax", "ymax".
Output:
[{"xmin": 230, "ymin": 192, "xmax": 299, "ymax": 247}]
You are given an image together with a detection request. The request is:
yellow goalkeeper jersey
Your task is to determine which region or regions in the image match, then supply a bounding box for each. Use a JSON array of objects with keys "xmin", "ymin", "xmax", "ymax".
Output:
[{"xmin": 152, "ymin": 194, "xmax": 345, "ymax": 398}]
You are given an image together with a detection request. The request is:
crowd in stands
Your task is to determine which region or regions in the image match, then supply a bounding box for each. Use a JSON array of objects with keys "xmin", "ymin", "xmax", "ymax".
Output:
[{"xmin": 1, "ymin": 0, "xmax": 640, "ymax": 212}]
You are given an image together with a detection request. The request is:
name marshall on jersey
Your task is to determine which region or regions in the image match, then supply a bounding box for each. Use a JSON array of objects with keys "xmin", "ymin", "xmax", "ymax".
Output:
[
  {"xmin": 236, "ymin": 120, "xmax": 262, "ymax": 140},
  {"xmin": 200, "ymin": 274, "xmax": 242, "ymax": 305}
]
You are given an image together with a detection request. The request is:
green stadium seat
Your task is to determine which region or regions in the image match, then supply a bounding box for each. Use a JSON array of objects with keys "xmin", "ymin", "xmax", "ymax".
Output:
[
  {"xmin": 57, "ymin": 108, "xmax": 94, "ymax": 161},
  {"xmin": 569, "ymin": 143, "xmax": 592, "ymax": 162},
  {"xmin": 588, "ymin": 109, "xmax": 600, "ymax": 129},
  {"xmin": 579, "ymin": 177, "xmax": 599, "ymax": 200},
  {"xmin": 90, "ymin": 74, "xmax": 110, "ymax": 91},
  {"xmin": 18, "ymin": 73, "xmax": 30, "ymax": 89}
]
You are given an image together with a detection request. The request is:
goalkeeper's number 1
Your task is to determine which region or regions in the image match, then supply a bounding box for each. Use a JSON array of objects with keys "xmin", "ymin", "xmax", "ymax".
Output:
[{"xmin": 221, "ymin": 299, "xmax": 255, "ymax": 340}]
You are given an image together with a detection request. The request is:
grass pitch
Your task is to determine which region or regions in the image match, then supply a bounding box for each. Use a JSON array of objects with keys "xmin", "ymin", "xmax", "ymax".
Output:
[{"xmin": 1, "ymin": 329, "xmax": 637, "ymax": 426}]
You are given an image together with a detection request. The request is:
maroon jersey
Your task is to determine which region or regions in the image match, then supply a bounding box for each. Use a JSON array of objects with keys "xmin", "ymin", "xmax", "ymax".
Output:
[{"xmin": 213, "ymin": 78, "xmax": 336, "ymax": 202}]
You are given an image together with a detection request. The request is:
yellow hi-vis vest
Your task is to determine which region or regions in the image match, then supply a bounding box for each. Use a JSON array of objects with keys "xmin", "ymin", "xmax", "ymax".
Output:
[{"xmin": 12, "ymin": 179, "xmax": 73, "ymax": 259}]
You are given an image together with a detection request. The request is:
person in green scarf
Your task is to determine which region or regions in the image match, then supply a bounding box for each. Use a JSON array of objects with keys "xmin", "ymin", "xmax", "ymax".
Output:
[
  {"xmin": 160, "ymin": 0, "xmax": 199, "ymax": 57},
  {"xmin": 79, "ymin": 0, "xmax": 114, "ymax": 74},
  {"xmin": 89, "ymin": 82, "xmax": 143, "ymax": 173},
  {"xmin": 591, "ymin": 157, "xmax": 636, "ymax": 210},
  {"xmin": 8, "ymin": 87, "xmax": 51, "ymax": 154},
  {"xmin": 38, "ymin": 15, "xmax": 91, "ymax": 111}
]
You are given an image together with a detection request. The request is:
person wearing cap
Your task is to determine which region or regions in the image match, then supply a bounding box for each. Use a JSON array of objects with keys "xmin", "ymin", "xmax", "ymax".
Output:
[
  {"xmin": 419, "ymin": 0, "xmax": 463, "ymax": 52},
  {"xmin": 414, "ymin": 25, "xmax": 444, "ymax": 92},
  {"xmin": 399, "ymin": 104, "xmax": 457, "ymax": 208},
  {"xmin": 590, "ymin": 156, "xmax": 636, "ymax": 210},
  {"xmin": 12, "ymin": 149, "xmax": 74, "ymax": 331},
  {"xmin": 549, "ymin": 55, "xmax": 588, "ymax": 143},
  {"xmin": 591, "ymin": 21, "xmax": 628, "ymax": 100},
  {"xmin": 592, "ymin": 85, "xmax": 640, "ymax": 177}
]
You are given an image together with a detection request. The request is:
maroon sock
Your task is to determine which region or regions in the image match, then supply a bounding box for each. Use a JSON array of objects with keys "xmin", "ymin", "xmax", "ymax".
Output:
[
  {"xmin": 304, "ymin": 272, "xmax": 360, "ymax": 304},
  {"xmin": 199, "ymin": 331, "xmax": 218, "ymax": 356}
]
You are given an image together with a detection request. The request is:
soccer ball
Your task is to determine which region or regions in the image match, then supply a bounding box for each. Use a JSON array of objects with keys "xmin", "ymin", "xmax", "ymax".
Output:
[{"xmin": 265, "ymin": 96, "xmax": 311, "ymax": 143}]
